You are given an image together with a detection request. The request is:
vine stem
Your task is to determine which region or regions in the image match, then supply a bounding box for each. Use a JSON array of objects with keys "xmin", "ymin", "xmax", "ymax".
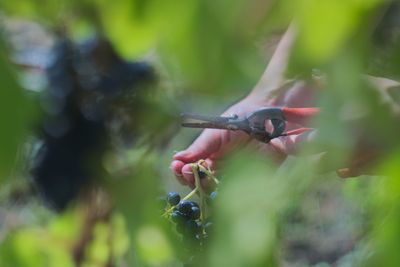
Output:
[
  {"xmin": 162, "ymin": 187, "xmax": 197, "ymax": 217},
  {"xmin": 192, "ymin": 163, "xmax": 207, "ymax": 223},
  {"xmin": 162, "ymin": 160, "xmax": 219, "ymax": 219},
  {"xmin": 198, "ymin": 164, "xmax": 219, "ymax": 185}
]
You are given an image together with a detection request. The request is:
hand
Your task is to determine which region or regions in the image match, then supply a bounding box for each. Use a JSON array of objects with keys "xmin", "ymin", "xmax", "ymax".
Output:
[{"xmin": 171, "ymin": 81, "xmax": 319, "ymax": 188}]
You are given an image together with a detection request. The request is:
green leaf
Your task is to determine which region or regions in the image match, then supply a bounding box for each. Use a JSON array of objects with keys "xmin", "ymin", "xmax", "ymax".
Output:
[
  {"xmin": 135, "ymin": 225, "xmax": 174, "ymax": 266},
  {"xmin": 0, "ymin": 40, "xmax": 34, "ymax": 182},
  {"xmin": 292, "ymin": 0, "xmax": 383, "ymax": 65}
]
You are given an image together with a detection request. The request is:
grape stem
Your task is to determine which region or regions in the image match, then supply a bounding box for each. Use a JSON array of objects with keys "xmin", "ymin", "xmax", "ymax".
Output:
[
  {"xmin": 162, "ymin": 160, "xmax": 219, "ymax": 220},
  {"xmin": 197, "ymin": 164, "xmax": 219, "ymax": 186},
  {"xmin": 191, "ymin": 163, "xmax": 207, "ymax": 223},
  {"xmin": 162, "ymin": 187, "xmax": 198, "ymax": 217}
]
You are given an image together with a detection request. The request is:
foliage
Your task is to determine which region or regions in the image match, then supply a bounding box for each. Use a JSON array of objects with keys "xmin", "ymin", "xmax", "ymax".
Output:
[{"xmin": 1, "ymin": 0, "xmax": 400, "ymax": 267}]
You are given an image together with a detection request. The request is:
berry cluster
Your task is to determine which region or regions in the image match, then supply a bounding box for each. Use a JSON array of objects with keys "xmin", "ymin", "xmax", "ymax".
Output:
[
  {"xmin": 31, "ymin": 36, "xmax": 154, "ymax": 210},
  {"xmin": 167, "ymin": 192, "xmax": 205, "ymax": 242},
  {"xmin": 162, "ymin": 162, "xmax": 219, "ymax": 264}
]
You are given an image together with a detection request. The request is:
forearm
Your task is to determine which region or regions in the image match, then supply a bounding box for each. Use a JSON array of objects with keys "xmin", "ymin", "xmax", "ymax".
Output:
[{"xmin": 247, "ymin": 23, "xmax": 297, "ymax": 101}]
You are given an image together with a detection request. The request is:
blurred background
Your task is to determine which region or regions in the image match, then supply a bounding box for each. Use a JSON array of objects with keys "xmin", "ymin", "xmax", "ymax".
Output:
[{"xmin": 0, "ymin": 0, "xmax": 400, "ymax": 266}]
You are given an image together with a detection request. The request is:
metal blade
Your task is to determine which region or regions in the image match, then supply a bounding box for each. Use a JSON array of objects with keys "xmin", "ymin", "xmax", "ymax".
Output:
[{"xmin": 181, "ymin": 113, "xmax": 239, "ymax": 130}]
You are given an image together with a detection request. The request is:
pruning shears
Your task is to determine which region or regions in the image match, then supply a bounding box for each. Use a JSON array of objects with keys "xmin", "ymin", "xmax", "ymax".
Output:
[{"xmin": 181, "ymin": 107, "xmax": 319, "ymax": 143}]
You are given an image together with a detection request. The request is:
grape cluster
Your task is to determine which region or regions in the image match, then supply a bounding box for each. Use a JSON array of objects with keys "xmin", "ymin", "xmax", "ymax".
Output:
[
  {"xmin": 31, "ymin": 35, "xmax": 154, "ymax": 210},
  {"xmin": 164, "ymin": 190, "xmax": 217, "ymax": 251}
]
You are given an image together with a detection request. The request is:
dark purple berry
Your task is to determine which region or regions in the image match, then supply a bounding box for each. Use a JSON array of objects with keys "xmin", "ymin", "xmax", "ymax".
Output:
[
  {"xmin": 171, "ymin": 211, "xmax": 186, "ymax": 224},
  {"xmin": 185, "ymin": 220, "xmax": 201, "ymax": 235},
  {"xmin": 177, "ymin": 201, "xmax": 192, "ymax": 216},
  {"xmin": 167, "ymin": 192, "xmax": 180, "ymax": 206},
  {"xmin": 189, "ymin": 206, "xmax": 200, "ymax": 220},
  {"xmin": 198, "ymin": 170, "xmax": 207, "ymax": 179},
  {"xmin": 187, "ymin": 201, "xmax": 199, "ymax": 209}
]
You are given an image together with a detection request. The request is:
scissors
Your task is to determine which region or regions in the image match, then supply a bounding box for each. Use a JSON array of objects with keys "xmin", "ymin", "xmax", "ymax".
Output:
[{"xmin": 181, "ymin": 107, "xmax": 319, "ymax": 143}]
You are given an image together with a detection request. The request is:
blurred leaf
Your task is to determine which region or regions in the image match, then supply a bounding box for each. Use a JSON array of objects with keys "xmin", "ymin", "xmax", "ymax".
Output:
[
  {"xmin": 2, "ymin": 1, "xmax": 400, "ymax": 266},
  {"xmin": 292, "ymin": 0, "xmax": 383, "ymax": 66},
  {"xmin": 209, "ymin": 153, "xmax": 318, "ymax": 267},
  {"xmin": 106, "ymin": 152, "xmax": 177, "ymax": 265},
  {"xmin": 135, "ymin": 225, "xmax": 174, "ymax": 266},
  {"xmin": 366, "ymin": 152, "xmax": 400, "ymax": 267},
  {"xmin": 110, "ymin": 213, "xmax": 130, "ymax": 258},
  {"xmin": 94, "ymin": 0, "xmax": 159, "ymax": 57},
  {"xmin": 0, "ymin": 40, "xmax": 34, "ymax": 182},
  {"xmin": 0, "ymin": 226, "xmax": 75, "ymax": 267},
  {"xmin": 0, "ymin": 230, "xmax": 45, "ymax": 267},
  {"xmin": 48, "ymin": 208, "xmax": 84, "ymax": 244},
  {"xmin": 85, "ymin": 222, "xmax": 110, "ymax": 266}
]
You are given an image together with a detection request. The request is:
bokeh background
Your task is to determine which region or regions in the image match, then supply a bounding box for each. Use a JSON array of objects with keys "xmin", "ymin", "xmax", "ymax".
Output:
[{"xmin": 1, "ymin": 0, "xmax": 400, "ymax": 266}]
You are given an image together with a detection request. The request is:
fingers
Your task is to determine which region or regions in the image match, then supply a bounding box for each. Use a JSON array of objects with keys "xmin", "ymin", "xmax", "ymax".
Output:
[
  {"xmin": 283, "ymin": 81, "xmax": 320, "ymax": 108},
  {"xmin": 171, "ymin": 127, "xmax": 233, "ymax": 188},
  {"xmin": 176, "ymin": 159, "xmax": 216, "ymax": 189},
  {"xmin": 336, "ymin": 168, "xmax": 360, "ymax": 178},
  {"xmin": 337, "ymin": 149, "xmax": 381, "ymax": 178},
  {"xmin": 173, "ymin": 125, "xmax": 317, "ymax": 186},
  {"xmin": 171, "ymin": 129, "xmax": 219, "ymax": 187},
  {"xmin": 285, "ymin": 129, "xmax": 317, "ymax": 154},
  {"xmin": 173, "ymin": 129, "xmax": 222, "ymax": 162},
  {"xmin": 170, "ymin": 160, "xmax": 187, "ymax": 185},
  {"xmin": 172, "ymin": 127, "xmax": 249, "ymax": 181},
  {"xmin": 268, "ymin": 79, "xmax": 321, "ymax": 107},
  {"xmin": 267, "ymin": 129, "xmax": 318, "ymax": 155},
  {"xmin": 171, "ymin": 157, "xmax": 215, "ymax": 187}
]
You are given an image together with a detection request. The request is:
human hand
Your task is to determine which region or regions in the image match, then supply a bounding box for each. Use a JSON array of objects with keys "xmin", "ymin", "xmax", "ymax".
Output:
[{"xmin": 171, "ymin": 81, "xmax": 319, "ymax": 188}]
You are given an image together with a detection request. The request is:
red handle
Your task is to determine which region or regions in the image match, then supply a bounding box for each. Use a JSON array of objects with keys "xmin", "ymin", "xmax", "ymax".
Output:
[
  {"xmin": 282, "ymin": 107, "xmax": 320, "ymax": 124},
  {"xmin": 284, "ymin": 127, "xmax": 314, "ymax": 136}
]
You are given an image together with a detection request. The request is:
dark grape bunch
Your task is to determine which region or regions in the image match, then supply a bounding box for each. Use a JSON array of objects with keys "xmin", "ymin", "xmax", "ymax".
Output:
[
  {"xmin": 162, "ymin": 162, "xmax": 219, "ymax": 250},
  {"xmin": 163, "ymin": 175, "xmax": 218, "ymax": 266},
  {"xmin": 31, "ymin": 35, "xmax": 154, "ymax": 210},
  {"xmin": 163, "ymin": 186, "xmax": 218, "ymax": 265}
]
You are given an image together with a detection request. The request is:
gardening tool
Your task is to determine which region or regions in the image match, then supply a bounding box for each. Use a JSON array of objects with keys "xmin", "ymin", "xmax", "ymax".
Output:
[{"xmin": 181, "ymin": 107, "xmax": 319, "ymax": 143}]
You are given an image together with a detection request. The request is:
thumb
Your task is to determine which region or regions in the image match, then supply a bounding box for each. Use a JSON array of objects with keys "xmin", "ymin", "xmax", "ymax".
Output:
[{"xmin": 173, "ymin": 129, "xmax": 223, "ymax": 162}]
